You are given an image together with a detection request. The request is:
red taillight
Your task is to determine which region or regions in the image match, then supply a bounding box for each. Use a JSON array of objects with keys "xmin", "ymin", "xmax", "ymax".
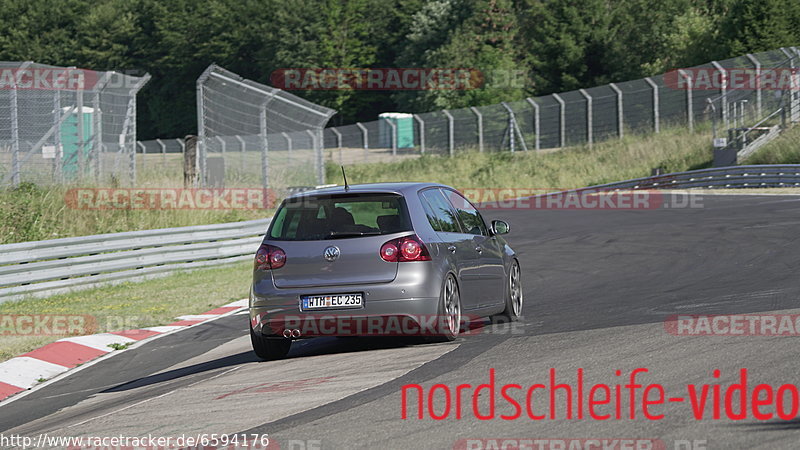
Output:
[
  {"xmin": 380, "ymin": 235, "xmax": 431, "ymax": 262},
  {"xmin": 255, "ymin": 244, "xmax": 286, "ymax": 270}
]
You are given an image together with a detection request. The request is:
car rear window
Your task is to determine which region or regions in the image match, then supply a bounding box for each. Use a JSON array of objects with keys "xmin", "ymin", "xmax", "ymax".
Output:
[{"xmin": 268, "ymin": 193, "xmax": 413, "ymax": 240}]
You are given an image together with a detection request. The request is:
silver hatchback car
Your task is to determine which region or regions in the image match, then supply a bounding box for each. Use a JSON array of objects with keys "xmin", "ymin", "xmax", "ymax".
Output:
[{"xmin": 249, "ymin": 182, "xmax": 523, "ymax": 360}]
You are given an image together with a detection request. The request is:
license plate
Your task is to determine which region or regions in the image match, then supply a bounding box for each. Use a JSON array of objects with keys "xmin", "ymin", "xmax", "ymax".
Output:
[{"xmin": 301, "ymin": 293, "xmax": 364, "ymax": 310}]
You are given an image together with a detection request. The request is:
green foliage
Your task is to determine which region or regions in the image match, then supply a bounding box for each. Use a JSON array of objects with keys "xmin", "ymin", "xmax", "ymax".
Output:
[
  {"xmin": 724, "ymin": 0, "xmax": 800, "ymax": 55},
  {"xmin": 0, "ymin": 0, "xmax": 797, "ymax": 137}
]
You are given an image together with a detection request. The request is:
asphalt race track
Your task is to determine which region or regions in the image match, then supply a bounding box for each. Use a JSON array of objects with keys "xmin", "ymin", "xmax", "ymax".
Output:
[{"xmin": 3, "ymin": 193, "xmax": 800, "ymax": 449}]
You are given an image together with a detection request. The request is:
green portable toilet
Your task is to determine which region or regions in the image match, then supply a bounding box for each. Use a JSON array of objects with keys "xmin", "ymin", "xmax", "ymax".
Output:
[
  {"xmin": 378, "ymin": 112, "xmax": 414, "ymax": 149},
  {"xmin": 60, "ymin": 106, "xmax": 94, "ymax": 179}
]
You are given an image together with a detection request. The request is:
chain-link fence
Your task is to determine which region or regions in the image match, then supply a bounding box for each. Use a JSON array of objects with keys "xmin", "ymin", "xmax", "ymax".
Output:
[
  {"xmin": 0, "ymin": 63, "xmax": 149, "ymax": 187},
  {"xmin": 133, "ymin": 46, "xmax": 800, "ymax": 190},
  {"xmin": 705, "ymin": 49, "xmax": 800, "ymax": 164},
  {"xmin": 196, "ymin": 65, "xmax": 336, "ymax": 192},
  {"xmin": 321, "ymin": 47, "xmax": 800, "ymax": 165}
]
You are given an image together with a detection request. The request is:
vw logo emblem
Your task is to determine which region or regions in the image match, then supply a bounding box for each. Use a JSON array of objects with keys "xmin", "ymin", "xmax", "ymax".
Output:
[{"xmin": 323, "ymin": 246, "xmax": 340, "ymax": 262}]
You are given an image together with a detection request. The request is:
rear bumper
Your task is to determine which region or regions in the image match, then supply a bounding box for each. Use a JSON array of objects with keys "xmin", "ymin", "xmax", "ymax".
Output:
[
  {"xmin": 250, "ymin": 260, "xmax": 449, "ymax": 337},
  {"xmin": 250, "ymin": 296, "xmax": 442, "ymax": 338}
]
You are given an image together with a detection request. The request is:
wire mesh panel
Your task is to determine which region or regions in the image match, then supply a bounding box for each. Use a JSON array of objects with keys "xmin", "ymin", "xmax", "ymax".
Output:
[
  {"xmin": 0, "ymin": 63, "xmax": 149, "ymax": 187},
  {"xmin": 619, "ymin": 79, "xmax": 655, "ymax": 134},
  {"xmin": 317, "ymin": 48, "xmax": 797, "ymax": 162},
  {"xmin": 587, "ymin": 86, "xmax": 619, "ymax": 141},
  {"xmin": 706, "ymin": 47, "xmax": 800, "ymax": 159},
  {"xmin": 197, "ymin": 64, "xmax": 335, "ymax": 191}
]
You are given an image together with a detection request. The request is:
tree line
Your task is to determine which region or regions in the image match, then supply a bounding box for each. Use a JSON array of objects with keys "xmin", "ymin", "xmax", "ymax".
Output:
[{"xmin": 0, "ymin": 0, "xmax": 797, "ymax": 139}]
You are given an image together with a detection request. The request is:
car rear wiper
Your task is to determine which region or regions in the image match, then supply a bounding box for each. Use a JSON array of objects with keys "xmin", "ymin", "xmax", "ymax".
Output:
[{"xmin": 326, "ymin": 231, "xmax": 382, "ymax": 239}]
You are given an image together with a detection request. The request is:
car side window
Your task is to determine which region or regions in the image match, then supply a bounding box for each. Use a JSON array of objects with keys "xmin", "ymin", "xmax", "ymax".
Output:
[
  {"xmin": 442, "ymin": 189, "xmax": 488, "ymax": 236},
  {"xmin": 419, "ymin": 189, "xmax": 461, "ymax": 233}
]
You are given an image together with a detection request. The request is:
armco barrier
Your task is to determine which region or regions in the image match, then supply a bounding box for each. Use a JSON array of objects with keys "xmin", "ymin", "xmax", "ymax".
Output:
[
  {"xmin": 574, "ymin": 165, "xmax": 800, "ymax": 192},
  {"xmin": 0, "ymin": 219, "xmax": 270, "ymax": 302}
]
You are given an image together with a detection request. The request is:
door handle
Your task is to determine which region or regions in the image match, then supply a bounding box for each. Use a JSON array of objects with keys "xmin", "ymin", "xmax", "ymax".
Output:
[
  {"xmin": 447, "ymin": 245, "xmax": 457, "ymax": 253},
  {"xmin": 475, "ymin": 246, "xmax": 482, "ymax": 253}
]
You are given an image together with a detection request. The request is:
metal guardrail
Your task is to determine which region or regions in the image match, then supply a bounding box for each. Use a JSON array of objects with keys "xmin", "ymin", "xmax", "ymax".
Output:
[
  {"xmin": 572, "ymin": 165, "xmax": 800, "ymax": 192},
  {"xmin": 0, "ymin": 219, "xmax": 270, "ymax": 303}
]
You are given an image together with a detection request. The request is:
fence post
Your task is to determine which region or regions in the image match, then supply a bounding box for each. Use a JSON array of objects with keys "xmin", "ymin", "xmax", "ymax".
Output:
[
  {"xmin": 92, "ymin": 85, "xmax": 102, "ymax": 181},
  {"xmin": 386, "ymin": 119, "xmax": 397, "ymax": 155},
  {"xmin": 137, "ymin": 141, "xmax": 146, "ymax": 172},
  {"xmin": 129, "ymin": 74, "xmax": 149, "ymax": 186},
  {"xmin": 76, "ymin": 85, "xmax": 88, "ymax": 181},
  {"xmin": 579, "ymin": 89, "xmax": 593, "ymax": 148},
  {"xmin": 609, "ymin": 83, "xmax": 624, "ymax": 139},
  {"xmin": 156, "ymin": 138, "xmax": 166, "ymax": 163},
  {"xmin": 330, "ymin": 127, "xmax": 343, "ymax": 164},
  {"xmin": 53, "ymin": 90, "xmax": 62, "ymax": 183},
  {"xmin": 711, "ymin": 61, "xmax": 727, "ymax": 128},
  {"xmin": 356, "ymin": 122, "xmax": 368, "ymax": 161},
  {"xmin": 9, "ymin": 62, "xmax": 31, "ymax": 187},
  {"xmin": 500, "ymin": 102, "xmax": 516, "ymax": 152},
  {"xmin": 443, "ymin": 110, "xmax": 455, "ymax": 156},
  {"xmin": 177, "ymin": 138, "xmax": 186, "ymax": 155},
  {"xmin": 525, "ymin": 98, "xmax": 540, "ymax": 150},
  {"xmin": 794, "ymin": 47, "xmax": 800, "ymax": 123},
  {"xmin": 678, "ymin": 70, "xmax": 694, "ymax": 132},
  {"xmin": 413, "ymin": 115, "xmax": 425, "ymax": 154},
  {"xmin": 469, "ymin": 107, "xmax": 483, "ymax": 152},
  {"xmin": 184, "ymin": 135, "xmax": 198, "ymax": 188},
  {"xmin": 644, "ymin": 77, "xmax": 660, "ymax": 133},
  {"xmin": 781, "ymin": 47, "xmax": 799, "ymax": 123},
  {"xmin": 259, "ymin": 108, "xmax": 269, "ymax": 191},
  {"xmin": 235, "ymin": 135, "xmax": 246, "ymax": 174},
  {"xmin": 215, "ymin": 136, "xmax": 224, "ymax": 156},
  {"xmin": 281, "ymin": 132, "xmax": 292, "ymax": 153},
  {"xmin": 552, "ymin": 93, "xmax": 566, "ymax": 147},
  {"xmin": 196, "ymin": 67, "xmax": 212, "ymax": 188},
  {"xmin": 745, "ymin": 53, "xmax": 762, "ymax": 118},
  {"xmin": 307, "ymin": 129, "xmax": 323, "ymax": 185},
  {"xmin": 91, "ymin": 72, "xmax": 111, "ymax": 182}
]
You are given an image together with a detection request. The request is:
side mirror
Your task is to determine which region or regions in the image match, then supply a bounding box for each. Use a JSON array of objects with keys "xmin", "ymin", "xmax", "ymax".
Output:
[{"xmin": 491, "ymin": 220, "xmax": 510, "ymax": 235}]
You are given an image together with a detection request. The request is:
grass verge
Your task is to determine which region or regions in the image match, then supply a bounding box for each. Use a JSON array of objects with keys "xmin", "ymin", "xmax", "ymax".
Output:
[
  {"xmin": 0, "ymin": 182, "xmax": 267, "ymax": 245},
  {"xmin": 0, "ymin": 260, "xmax": 251, "ymax": 362},
  {"xmin": 326, "ymin": 127, "xmax": 714, "ymax": 190},
  {"xmin": 741, "ymin": 125, "xmax": 800, "ymax": 164}
]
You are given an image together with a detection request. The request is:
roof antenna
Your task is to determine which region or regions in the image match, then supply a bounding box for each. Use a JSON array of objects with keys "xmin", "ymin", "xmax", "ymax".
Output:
[{"xmin": 342, "ymin": 165, "xmax": 350, "ymax": 191}]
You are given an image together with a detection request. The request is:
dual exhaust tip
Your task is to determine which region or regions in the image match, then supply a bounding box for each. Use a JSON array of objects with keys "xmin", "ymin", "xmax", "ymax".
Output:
[{"xmin": 282, "ymin": 329, "xmax": 302, "ymax": 339}]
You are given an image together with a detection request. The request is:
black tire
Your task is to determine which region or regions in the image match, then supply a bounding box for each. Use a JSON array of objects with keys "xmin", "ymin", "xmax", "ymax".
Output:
[
  {"xmin": 493, "ymin": 259, "xmax": 523, "ymax": 323},
  {"xmin": 250, "ymin": 328, "xmax": 291, "ymax": 360},
  {"xmin": 435, "ymin": 274, "xmax": 461, "ymax": 341}
]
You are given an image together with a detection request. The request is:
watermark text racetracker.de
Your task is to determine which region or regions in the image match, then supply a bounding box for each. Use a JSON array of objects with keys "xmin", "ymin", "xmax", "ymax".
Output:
[
  {"xmin": 269, "ymin": 68, "xmax": 529, "ymax": 90},
  {"xmin": 257, "ymin": 313, "xmax": 525, "ymax": 337},
  {"xmin": 64, "ymin": 188, "xmax": 277, "ymax": 210},
  {"xmin": 454, "ymin": 439, "xmax": 713, "ymax": 450},
  {"xmin": 454, "ymin": 438, "xmax": 666, "ymax": 450},
  {"xmin": 0, "ymin": 68, "xmax": 143, "ymax": 90},
  {"xmin": 0, "ymin": 315, "xmax": 96, "ymax": 336},
  {"xmin": 666, "ymin": 314, "xmax": 800, "ymax": 336},
  {"xmin": 664, "ymin": 67, "xmax": 800, "ymax": 91},
  {"xmin": 457, "ymin": 189, "xmax": 703, "ymax": 210}
]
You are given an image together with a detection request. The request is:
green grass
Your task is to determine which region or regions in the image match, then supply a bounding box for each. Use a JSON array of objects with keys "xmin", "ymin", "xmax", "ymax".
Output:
[
  {"xmin": 741, "ymin": 126, "xmax": 800, "ymax": 164},
  {"xmin": 327, "ymin": 127, "xmax": 715, "ymax": 191},
  {"xmin": 0, "ymin": 182, "xmax": 268, "ymax": 244},
  {"xmin": 0, "ymin": 260, "xmax": 251, "ymax": 362}
]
